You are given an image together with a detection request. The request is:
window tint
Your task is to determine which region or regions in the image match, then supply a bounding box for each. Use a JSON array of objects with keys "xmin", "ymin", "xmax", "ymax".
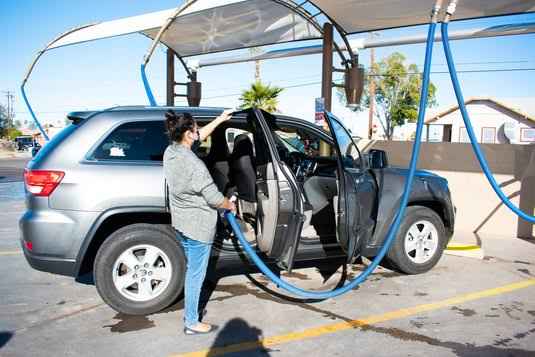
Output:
[
  {"xmin": 91, "ymin": 121, "xmax": 168, "ymax": 162},
  {"xmin": 328, "ymin": 115, "xmax": 361, "ymax": 169}
]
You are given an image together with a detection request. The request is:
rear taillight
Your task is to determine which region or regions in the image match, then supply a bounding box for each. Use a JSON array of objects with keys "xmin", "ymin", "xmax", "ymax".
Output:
[{"xmin": 24, "ymin": 169, "xmax": 65, "ymax": 197}]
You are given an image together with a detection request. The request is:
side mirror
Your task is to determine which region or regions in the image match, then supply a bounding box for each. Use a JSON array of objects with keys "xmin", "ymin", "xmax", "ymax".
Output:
[{"xmin": 368, "ymin": 149, "xmax": 388, "ymax": 169}]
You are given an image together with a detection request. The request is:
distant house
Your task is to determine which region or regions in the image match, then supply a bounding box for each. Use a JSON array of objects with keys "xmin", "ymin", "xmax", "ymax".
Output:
[
  {"xmin": 422, "ymin": 98, "xmax": 535, "ymax": 144},
  {"xmin": 23, "ymin": 124, "xmax": 66, "ymax": 146}
]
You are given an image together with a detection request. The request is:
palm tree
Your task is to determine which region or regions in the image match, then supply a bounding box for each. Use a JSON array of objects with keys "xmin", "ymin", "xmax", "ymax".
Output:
[
  {"xmin": 248, "ymin": 47, "xmax": 264, "ymax": 82},
  {"xmin": 239, "ymin": 81, "xmax": 283, "ymax": 113}
]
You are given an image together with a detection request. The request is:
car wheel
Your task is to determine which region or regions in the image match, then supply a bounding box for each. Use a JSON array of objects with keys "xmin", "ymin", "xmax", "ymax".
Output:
[
  {"xmin": 386, "ymin": 206, "xmax": 446, "ymax": 275},
  {"xmin": 94, "ymin": 223, "xmax": 185, "ymax": 315}
]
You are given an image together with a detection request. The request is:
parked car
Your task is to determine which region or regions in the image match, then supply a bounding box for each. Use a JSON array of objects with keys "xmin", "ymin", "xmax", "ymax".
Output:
[
  {"xmin": 20, "ymin": 107, "xmax": 455, "ymax": 315},
  {"xmin": 14, "ymin": 135, "xmax": 34, "ymax": 151},
  {"xmin": 31, "ymin": 142, "xmax": 42, "ymax": 157}
]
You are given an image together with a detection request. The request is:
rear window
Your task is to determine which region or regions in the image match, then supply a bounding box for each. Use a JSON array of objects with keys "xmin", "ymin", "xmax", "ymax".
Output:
[
  {"xmin": 31, "ymin": 124, "xmax": 79, "ymax": 163},
  {"xmin": 90, "ymin": 121, "xmax": 168, "ymax": 162}
]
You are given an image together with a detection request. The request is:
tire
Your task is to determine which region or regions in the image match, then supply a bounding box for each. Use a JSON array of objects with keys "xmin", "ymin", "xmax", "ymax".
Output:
[
  {"xmin": 94, "ymin": 223, "xmax": 185, "ymax": 315},
  {"xmin": 386, "ymin": 206, "xmax": 447, "ymax": 275}
]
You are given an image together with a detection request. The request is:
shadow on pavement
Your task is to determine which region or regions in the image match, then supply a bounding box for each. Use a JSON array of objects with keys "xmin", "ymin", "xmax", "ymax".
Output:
[
  {"xmin": 0, "ymin": 331, "xmax": 14, "ymax": 349},
  {"xmin": 207, "ymin": 318, "xmax": 272, "ymax": 356}
]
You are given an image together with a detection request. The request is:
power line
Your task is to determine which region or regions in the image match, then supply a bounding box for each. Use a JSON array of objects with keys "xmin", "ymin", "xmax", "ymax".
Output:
[
  {"xmin": 11, "ymin": 67, "xmax": 535, "ymax": 110},
  {"xmin": 204, "ymin": 67, "xmax": 535, "ymax": 100}
]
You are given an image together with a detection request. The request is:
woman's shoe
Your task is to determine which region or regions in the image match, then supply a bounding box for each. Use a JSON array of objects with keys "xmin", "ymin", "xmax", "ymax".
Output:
[{"xmin": 183, "ymin": 324, "xmax": 218, "ymax": 335}]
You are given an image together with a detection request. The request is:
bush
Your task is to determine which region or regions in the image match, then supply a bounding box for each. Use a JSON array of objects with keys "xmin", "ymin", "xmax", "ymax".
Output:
[{"xmin": 6, "ymin": 128, "xmax": 23, "ymax": 141}]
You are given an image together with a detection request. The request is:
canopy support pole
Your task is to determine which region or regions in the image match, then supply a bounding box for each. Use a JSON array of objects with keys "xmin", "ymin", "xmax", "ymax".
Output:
[
  {"xmin": 321, "ymin": 23, "xmax": 333, "ymax": 112},
  {"xmin": 166, "ymin": 48, "xmax": 175, "ymax": 106},
  {"xmin": 319, "ymin": 22, "xmax": 333, "ymax": 156}
]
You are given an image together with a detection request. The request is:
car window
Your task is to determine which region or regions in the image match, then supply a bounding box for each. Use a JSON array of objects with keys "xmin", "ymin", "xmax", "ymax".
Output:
[
  {"xmin": 91, "ymin": 121, "xmax": 169, "ymax": 162},
  {"xmin": 327, "ymin": 114, "xmax": 361, "ymax": 169},
  {"xmin": 273, "ymin": 125, "xmax": 332, "ymax": 158},
  {"xmin": 225, "ymin": 128, "xmax": 254, "ymax": 155}
]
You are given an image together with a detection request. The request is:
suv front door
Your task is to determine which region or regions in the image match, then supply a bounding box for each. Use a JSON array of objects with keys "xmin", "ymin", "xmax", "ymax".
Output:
[
  {"xmin": 324, "ymin": 112, "xmax": 377, "ymax": 261},
  {"xmin": 250, "ymin": 109, "xmax": 304, "ymax": 271}
]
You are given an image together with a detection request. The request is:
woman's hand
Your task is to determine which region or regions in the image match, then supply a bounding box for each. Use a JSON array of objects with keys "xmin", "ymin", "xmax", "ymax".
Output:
[
  {"xmin": 219, "ymin": 197, "xmax": 236, "ymax": 213},
  {"xmin": 198, "ymin": 109, "xmax": 234, "ymax": 141},
  {"xmin": 216, "ymin": 109, "xmax": 233, "ymax": 123}
]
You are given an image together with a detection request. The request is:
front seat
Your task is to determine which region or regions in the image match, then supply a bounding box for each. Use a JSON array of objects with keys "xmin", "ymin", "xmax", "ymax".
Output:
[
  {"xmin": 230, "ymin": 134, "xmax": 256, "ymax": 202},
  {"xmin": 203, "ymin": 128, "xmax": 231, "ymax": 195}
]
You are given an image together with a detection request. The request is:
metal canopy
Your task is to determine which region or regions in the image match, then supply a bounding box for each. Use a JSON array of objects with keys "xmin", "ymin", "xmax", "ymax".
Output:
[
  {"xmin": 313, "ymin": 0, "xmax": 535, "ymax": 35},
  {"xmin": 48, "ymin": 0, "xmax": 323, "ymax": 57},
  {"xmin": 43, "ymin": 0, "xmax": 535, "ymax": 59}
]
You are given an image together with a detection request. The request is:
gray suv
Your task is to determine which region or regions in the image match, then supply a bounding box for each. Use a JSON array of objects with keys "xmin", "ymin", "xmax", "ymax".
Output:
[{"xmin": 20, "ymin": 106, "xmax": 455, "ymax": 315}]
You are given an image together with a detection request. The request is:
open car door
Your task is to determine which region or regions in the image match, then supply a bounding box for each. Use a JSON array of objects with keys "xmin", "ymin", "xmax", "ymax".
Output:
[
  {"xmin": 248, "ymin": 109, "xmax": 304, "ymax": 272},
  {"xmin": 323, "ymin": 112, "xmax": 377, "ymax": 262}
]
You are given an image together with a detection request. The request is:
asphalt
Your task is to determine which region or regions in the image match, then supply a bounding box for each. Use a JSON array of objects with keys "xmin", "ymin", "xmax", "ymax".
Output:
[{"xmin": 1, "ymin": 157, "xmax": 535, "ymax": 357}]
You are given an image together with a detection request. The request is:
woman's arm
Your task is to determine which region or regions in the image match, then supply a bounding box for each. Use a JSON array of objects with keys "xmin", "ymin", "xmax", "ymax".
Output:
[
  {"xmin": 198, "ymin": 109, "xmax": 233, "ymax": 141},
  {"xmin": 191, "ymin": 162, "xmax": 236, "ymax": 212}
]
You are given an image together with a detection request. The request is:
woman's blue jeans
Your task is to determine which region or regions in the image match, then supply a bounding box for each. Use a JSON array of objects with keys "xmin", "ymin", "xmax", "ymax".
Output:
[{"xmin": 176, "ymin": 231, "xmax": 212, "ymax": 328}]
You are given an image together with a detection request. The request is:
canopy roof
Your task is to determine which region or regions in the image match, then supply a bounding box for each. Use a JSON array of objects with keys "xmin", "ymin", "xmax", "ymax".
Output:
[{"xmin": 46, "ymin": 0, "xmax": 535, "ymax": 58}]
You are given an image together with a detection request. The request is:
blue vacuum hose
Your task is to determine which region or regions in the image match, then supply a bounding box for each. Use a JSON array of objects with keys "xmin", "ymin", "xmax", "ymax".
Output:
[
  {"xmin": 141, "ymin": 63, "xmax": 157, "ymax": 107},
  {"xmin": 224, "ymin": 21, "xmax": 438, "ymax": 299},
  {"xmin": 20, "ymin": 84, "xmax": 50, "ymax": 141},
  {"xmin": 441, "ymin": 22, "xmax": 535, "ymax": 223}
]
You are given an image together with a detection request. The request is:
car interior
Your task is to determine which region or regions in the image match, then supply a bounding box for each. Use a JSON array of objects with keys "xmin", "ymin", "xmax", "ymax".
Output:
[{"xmin": 197, "ymin": 112, "xmax": 341, "ymax": 255}]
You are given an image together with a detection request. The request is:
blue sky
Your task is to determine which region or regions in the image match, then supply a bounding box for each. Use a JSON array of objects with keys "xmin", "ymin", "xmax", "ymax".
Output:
[{"xmin": 2, "ymin": 1, "xmax": 535, "ymax": 136}]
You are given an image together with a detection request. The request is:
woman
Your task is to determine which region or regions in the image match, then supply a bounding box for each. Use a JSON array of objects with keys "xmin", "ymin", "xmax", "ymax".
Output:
[{"xmin": 163, "ymin": 109, "xmax": 236, "ymax": 335}]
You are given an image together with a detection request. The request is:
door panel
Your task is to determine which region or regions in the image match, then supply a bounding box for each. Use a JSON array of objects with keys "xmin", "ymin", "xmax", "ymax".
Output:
[
  {"xmin": 249, "ymin": 109, "xmax": 304, "ymax": 271},
  {"xmin": 324, "ymin": 112, "xmax": 377, "ymax": 261}
]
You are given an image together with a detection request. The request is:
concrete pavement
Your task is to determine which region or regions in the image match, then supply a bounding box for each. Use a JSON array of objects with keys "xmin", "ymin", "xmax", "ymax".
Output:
[{"xmin": 1, "ymin": 157, "xmax": 535, "ymax": 356}]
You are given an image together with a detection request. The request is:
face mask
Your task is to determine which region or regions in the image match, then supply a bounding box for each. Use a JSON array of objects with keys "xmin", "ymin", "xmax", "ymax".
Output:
[
  {"xmin": 192, "ymin": 139, "xmax": 201, "ymax": 153},
  {"xmin": 190, "ymin": 128, "xmax": 201, "ymax": 153}
]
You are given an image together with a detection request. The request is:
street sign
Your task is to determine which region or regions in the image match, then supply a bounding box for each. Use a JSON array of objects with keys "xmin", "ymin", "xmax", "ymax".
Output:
[{"xmin": 315, "ymin": 97, "xmax": 325, "ymax": 126}]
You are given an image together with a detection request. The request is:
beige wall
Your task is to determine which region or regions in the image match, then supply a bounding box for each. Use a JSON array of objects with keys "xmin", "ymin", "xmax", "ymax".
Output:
[{"xmin": 358, "ymin": 140, "xmax": 535, "ymax": 239}]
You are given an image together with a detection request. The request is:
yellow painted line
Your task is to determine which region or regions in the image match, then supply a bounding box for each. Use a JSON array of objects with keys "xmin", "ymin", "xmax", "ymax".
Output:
[
  {"xmin": 172, "ymin": 279, "xmax": 535, "ymax": 357},
  {"xmin": 0, "ymin": 250, "xmax": 22, "ymax": 256},
  {"xmin": 446, "ymin": 244, "xmax": 481, "ymax": 251}
]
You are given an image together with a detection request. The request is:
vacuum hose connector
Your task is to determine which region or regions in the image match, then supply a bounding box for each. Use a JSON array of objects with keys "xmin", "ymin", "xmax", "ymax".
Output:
[{"xmin": 444, "ymin": 0, "xmax": 458, "ymax": 23}]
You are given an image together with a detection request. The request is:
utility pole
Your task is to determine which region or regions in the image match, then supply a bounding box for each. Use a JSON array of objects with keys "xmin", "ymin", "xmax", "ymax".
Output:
[
  {"xmin": 2, "ymin": 91, "xmax": 15, "ymax": 128},
  {"xmin": 368, "ymin": 48, "xmax": 376, "ymax": 140}
]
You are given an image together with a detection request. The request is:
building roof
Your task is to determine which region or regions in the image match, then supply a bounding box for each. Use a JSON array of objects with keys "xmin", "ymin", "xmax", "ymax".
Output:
[{"xmin": 425, "ymin": 97, "xmax": 535, "ymax": 125}]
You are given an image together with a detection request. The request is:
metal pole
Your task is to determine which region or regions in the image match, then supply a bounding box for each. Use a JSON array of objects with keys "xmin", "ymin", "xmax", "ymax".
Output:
[
  {"xmin": 321, "ymin": 23, "xmax": 333, "ymax": 112},
  {"xmin": 320, "ymin": 23, "xmax": 333, "ymax": 156},
  {"xmin": 368, "ymin": 47, "xmax": 375, "ymax": 139},
  {"xmin": 166, "ymin": 49, "xmax": 175, "ymax": 107}
]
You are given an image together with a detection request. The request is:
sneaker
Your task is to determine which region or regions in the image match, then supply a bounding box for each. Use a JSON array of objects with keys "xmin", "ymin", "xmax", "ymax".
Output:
[{"xmin": 183, "ymin": 323, "xmax": 218, "ymax": 335}]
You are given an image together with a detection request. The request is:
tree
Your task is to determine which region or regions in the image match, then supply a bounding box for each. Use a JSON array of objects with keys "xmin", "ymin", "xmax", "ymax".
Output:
[
  {"xmin": 340, "ymin": 52, "xmax": 437, "ymax": 140},
  {"xmin": 0, "ymin": 104, "xmax": 7, "ymax": 137},
  {"xmin": 239, "ymin": 81, "xmax": 283, "ymax": 113},
  {"xmin": 6, "ymin": 128, "xmax": 22, "ymax": 140},
  {"xmin": 248, "ymin": 47, "xmax": 264, "ymax": 82}
]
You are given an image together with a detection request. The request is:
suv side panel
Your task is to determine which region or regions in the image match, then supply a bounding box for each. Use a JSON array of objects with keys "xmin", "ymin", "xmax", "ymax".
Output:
[{"xmin": 49, "ymin": 164, "xmax": 165, "ymax": 211}]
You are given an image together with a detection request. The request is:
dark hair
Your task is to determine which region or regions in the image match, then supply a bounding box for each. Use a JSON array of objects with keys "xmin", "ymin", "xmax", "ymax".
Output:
[{"xmin": 165, "ymin": 110, "xmax": 196, "ymax": 143}]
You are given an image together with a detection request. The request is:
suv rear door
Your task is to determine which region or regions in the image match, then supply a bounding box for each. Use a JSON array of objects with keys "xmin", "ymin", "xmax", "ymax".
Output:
[
  {"xmin": 249, "ymin": 109, "xmax": 304, "ymax": 271},
  {"xmin": 323, "ymin": 112, "xmax": 377, "ymax": 261}
]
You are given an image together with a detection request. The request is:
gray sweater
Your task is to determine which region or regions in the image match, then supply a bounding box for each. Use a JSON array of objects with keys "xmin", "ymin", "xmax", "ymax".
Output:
[{"xmin": 163, "ymin": 143, "xmax": 225, "ymax": 243}]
